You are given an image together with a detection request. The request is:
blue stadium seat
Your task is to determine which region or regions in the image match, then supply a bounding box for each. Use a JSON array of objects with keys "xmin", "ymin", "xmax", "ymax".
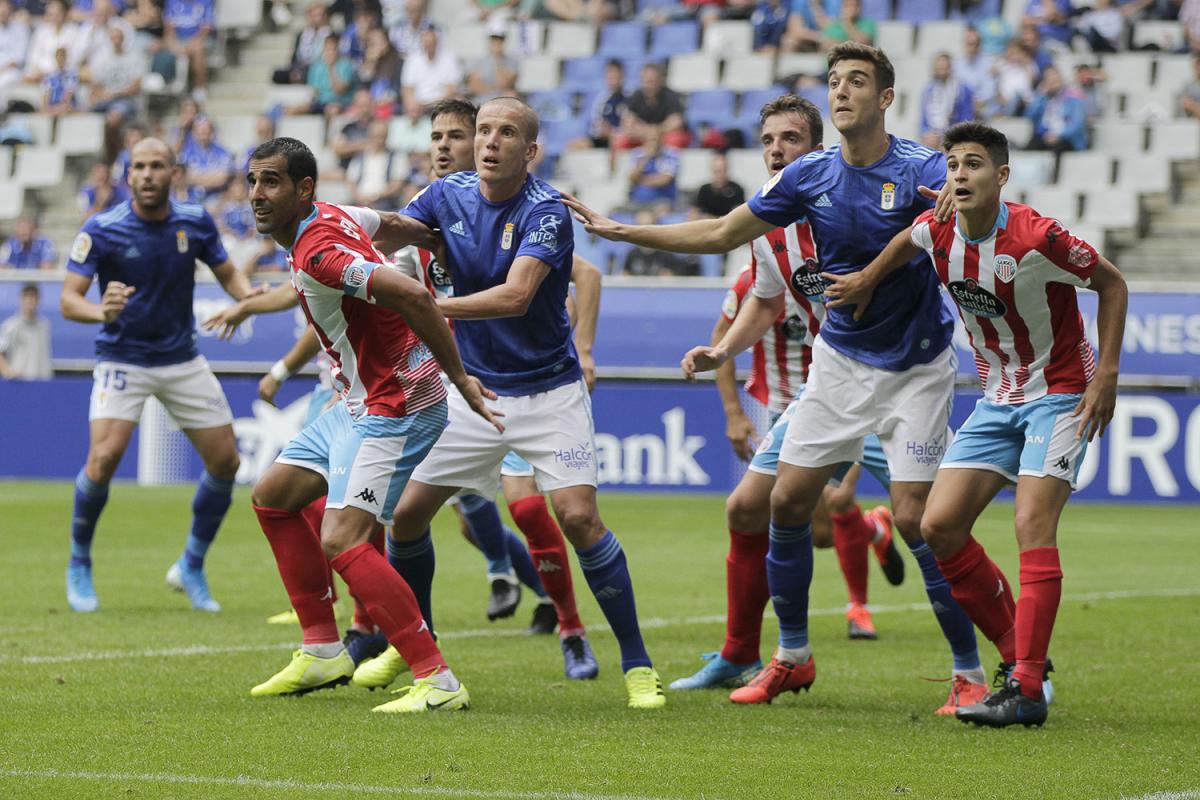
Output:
[
  {"xmin": 799, "ymin": 86, "xmax": 830, "ymax": 115},
  {"xmin": 525, "ymin": 89, "xmax": 575, "ymax": 122},
  {"xmin": 895, "ymin": 0, "xmax": 944, "ymax": 22},
  {"xmin": 541, "ymin": 116, "xmax": 589, "ymax": 157},
  {"xmin": 948, "ymin": 0, "xmax": 999, "ymax": 20},
  {"xmin": 598, "ymin": 22, "xmax": 648, "ymax": 59},
  {"xmin": 636, "ymin": 0, "xmax": 677, "ymax": 11},
  {"xmin": 740, "ymin": 89, "xmax": 781, "ymax": 117},
  {"xmin": 860, "ymin": 0, "xmax": 894, "ymax": 20},
  {"xmin": 622, "ymin": 57, "xmax": 656, "ymax": 91},
  {"xmin": 649, "ymin": 21, "xmax": 700, "ymax": 58},
  {"xmin": 561, "ymin": 57, "xmax": 608, "ymax": 93},
  {"xmin": 689, "ymin": 89, "xmax": 737, "ymax": 117}
]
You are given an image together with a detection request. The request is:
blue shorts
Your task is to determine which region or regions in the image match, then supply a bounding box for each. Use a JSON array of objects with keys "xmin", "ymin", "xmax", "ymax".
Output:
[
  {"xmin": 941, "ymin": 394, "xmax": 1088, "ymax": 488},
  {"xmin": 303, "ymin": 385, "xmax": 336, "ymax": 428},
  {"xmin": 749, "ymin": 395, "xmax": 891, "ymax": 491},
  {"xmin": 276, "ymin": 400, "xmax": 448, "ymax": 523}
]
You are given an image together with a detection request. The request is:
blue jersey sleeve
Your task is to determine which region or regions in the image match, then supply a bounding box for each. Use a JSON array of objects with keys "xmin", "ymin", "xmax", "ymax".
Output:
[
  {"xmin": 515, "ymin": 201, "xmax": 573, "ymax": 272},
  {"xmin": 66, "ymin": 218, "xmax": 103, "ymax": 279},
  {"xmin": 746, "ymin": 156, "xmax": 808, "ymax": 227},
  {"xmin": 402, "ymin": 179, "xmax": 443, "ymax": 230},
  {"xmin": 197, "ymin": 210, "xmax": 229, "ymax": 268},
  {"xmin": 918, "ymin": 150, "xmax": 947, "ymax": 201}
]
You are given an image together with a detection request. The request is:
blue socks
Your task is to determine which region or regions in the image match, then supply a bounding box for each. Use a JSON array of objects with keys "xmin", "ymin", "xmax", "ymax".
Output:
[
  {"xmin": 767, "ymin": 521, "xmax": 814, "ymax": 651},
  {"xmin": 183, "ymin": 471, "xmax": 234, "ymax": 570},
  {"xmin": 507, "ymin": 529, "xmax": 547, "ymax": 598},
  {"xmin": 576, "ymin": 531, "xmax": 650, "ymax": 672},
  {"xmin": 387, "ymin": 528, "xmax": 437, "ymax": 633},
  {"xmin": 70, "ymin": 468, "xmax": 109, "ymax": 567},
  {"xmin": 459, "ymin": 494, "xmax": 513, "ymax": 575},
  {"xmin": 908, "ymin": 540, "xmax": 982, "ymax": 672}
]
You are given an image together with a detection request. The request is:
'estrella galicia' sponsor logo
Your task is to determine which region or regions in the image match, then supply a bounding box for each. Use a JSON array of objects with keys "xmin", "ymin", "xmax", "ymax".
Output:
[
  {"xmin": 789, "ymin": 257, "xmax": 826, "ymax": 299},
  {"xmin": 947, "ymin": 279, "xmax": 1007, "ymax": 319},
  {"xmin": 525, "ymin": 214, "xmax": 562, "ymax": 248},
  {"xmin": 993, "ymin": 254, "xmax": 1017, "ymax": 283},
  {"xmin": 554, "ymin": 441, "xmax": 594, "ymax": 470},
  {"xmin": 906, "ymin": 439, "xmax": 945, "ymax": 466},
  {"xmin": 427, "ymin": 259, "xmax": 452, "ymax": 288}
]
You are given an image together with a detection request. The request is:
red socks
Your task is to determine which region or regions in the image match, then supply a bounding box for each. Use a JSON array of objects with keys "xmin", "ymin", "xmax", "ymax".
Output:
[
  {"xmin": 330, "ymin": 541, "xmax": 446, "ymax": 678},
  {"xmin": 350, "ymin": 526, "xmax": 385, "ymax": 632},
  {"xmin": 299, "ymin": 496, "xmax": 337, "ymax": 604},
  {"xmin": 508, "ymin": 496, "xmax": 585, "ymax": 636},
  {"xmin": 936, "ymin": 536, "xmax": 1017, "ymax": 662},
  {"xmin": 254, "ymin": 505, "xmax": 340, "ymax": 645},
  {"xmin": 831, "ymin": 507, "xmax": 873, "ymax": 607},
  {"xmin": 1011, "ymin": 547, "xmax": 1062, "ymax": 700},
  {"xmin": 720, "ymin": 529, "xmax": 770, "ymax": 664}
]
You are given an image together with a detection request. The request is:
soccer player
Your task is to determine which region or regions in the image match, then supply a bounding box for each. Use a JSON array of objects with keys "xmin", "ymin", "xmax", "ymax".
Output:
[
  {"xmin": 59, "ymin": 137, "xmax": 254, "ymax": 614},
  {"xmin": 244, "ymin": 136, "xmax": 500, "ymax": 713},
  {"xmin": 824, "ymin": 122, "xmax": 1127, "ymax": 727},
  {"xmin": 672, "ymin": 95, "xmax": 905, "ymax": 693},
  {"xmin": 566, "ymin": 43, "xmax": 989, "ymax": 711},
  {"xmin": 369, "ymin": 96, "xmax": 666, "ymax": 710}
]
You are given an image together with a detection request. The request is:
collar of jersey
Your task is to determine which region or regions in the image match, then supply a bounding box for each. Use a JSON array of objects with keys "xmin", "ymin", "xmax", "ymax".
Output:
[
  {"xmin": 289, "ymin": 205, "xmax": 320, "ymax": 255},
  {"xmin": 477, "ymin": 174, "xmax": 533, "ymax": 207},
  {"xmin": 955, "ymin": 201, "xmax": 1009, "ymax": 245},
  {"xmin": 835, "ymin": 134, "xmax": 899, "ymax": 172}
]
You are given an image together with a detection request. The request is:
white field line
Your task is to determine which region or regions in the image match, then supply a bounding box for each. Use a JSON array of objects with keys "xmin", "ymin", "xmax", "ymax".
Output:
[
  {"xmin": 0, "ymin": 768, "xmax": 686, "ymax": 800},
  {"xmin": 7, "ymin": 587, "xmax": 1199, "ymax": 666},
  {"xmin": 1121, "ymin": 792, "xmax": 1200, "ymax": 800}
]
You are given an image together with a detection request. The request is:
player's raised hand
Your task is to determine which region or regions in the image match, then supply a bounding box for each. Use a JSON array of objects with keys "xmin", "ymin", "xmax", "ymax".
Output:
[
  {"xmin": 560, "ymin": 192, "xmax": 624, "ymax": 241},
  {"xmin": 100, "ymin": 282, "xmax": 135, "ymax": 323},
  {"xmin": 1071, "ymin": 370, "xmax": 1118, "ymax": 442},
  {"xmin": 457, "ymin": 375, "xmax": 505, "ymax": 433},
  {"xmin": 822, "ymin": 271, "xmax": 875, "ymax": 321},
  {"xmin": 258, "ymin": 373, "xmax": 282, "ymax": 406},
  {"xmin": 920, "ymin": 184, "xmax": 956, "ymax": 223},
  {"xmin": 726, "ymin": 412, "xmax": 760, "ymax": 462},
  {"xmin": 203, "ymin": 301, "xmax": 251, "ymax": 341},
  {"xmin": 681, "ymin": 345, "xmax": 727, "ymax": 380}
]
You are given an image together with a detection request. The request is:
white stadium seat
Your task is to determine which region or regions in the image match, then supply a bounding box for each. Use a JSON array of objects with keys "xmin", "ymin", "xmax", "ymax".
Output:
[
  {"xmin": 277, "ymin": 115, "xmax": 327, "ymax": 149},
  {"xmin": 1091, "ymin": 121, "xmax": 1146, "ymax": 155},
  {"xmin": 8, "ymin": 114, "xmax": 53, "ymax": 147},
  {"xmin": 667, "ymin": 53, "xmax": 719, "ymax": 92},
  {"xmin": 217, "ymin": 0, "xmax": 261, "ymax": 30},
  {"xmin": 559, "ymin": 149, "xmax": 612, "ymax": 184},
  {"xmin": 443, "ymin": 23, "xmax": 487, "ymax": 61},
  {"xmin": 1101, "ymin": 53, "xmax": 1155, "ymax": 95},
  {"xmin": 516, "ymin": 56, "xmax": 562, "ymax": 93},
  {"xmin": 0, "ymin": 177, "xmax": 22, "ymax": 220},
  {"xmin": 1082, "ymin": 189, "xmax": 1139, "ymax": 230},
  {"xmin": 914, "ymin": 21, "xmax": 966, "ymax": 57},
  {"xmin": 1057, "ymin": 152, "xmax": 1113, "ymax": 188},
  {"xmin": 1132, "ymin": 21, "xmax": 1185, "ymax": 52},
  {"xmin": 12, "ymin": 147, "xmax": 65, "ymax": 189},
  {"xmin": 720, "ymin": 55, "xmax": 772, "ymax": 91},
  {"xmin": 726, "ymin": 149, "xmax": 766, "ymax": 194},
  {"xmin": 1023, "ymin": 187, "xmax": 1081, "ymax": 225},
  {"xmin": 1115, "ymin": 153, "xmax": 1171, "ymax": 194},
  {"xmin": 703, "ymin": 20, "xmax": 753, "ymax": 55},
  {"xmin": 990, "ymin": 116, "xmax": 1032, "ymax": 149},
  {"xmin": 54, "ymin": 113, "xmax": 105, "ymax": 156},
  {"xmin": 1006, "ymin": 152, "xmax": 1055, "ymax": 194},
  {"xmin": 1150, "ymin": 119, "xmax": 1200, "ymax": 160},
  {"xmin": 776, "ymin": 53, "xmax": 826, "ymax": 79},
  {"xmin": 875, "ymin": 21, "xmax": 914, "ymax": 57},
  {"xmin": 676, "ymin": 149, "xmax": 714, "ymax": 193},
  {"xmin": 546, "ymin": 22, "xmax": 596, "ymax": 58},
  {"xmin": 265, "ymin": 85, "xmax": 314, "ymax": 111},
  {"xmin": 218, "ymin": 115, "xmax": 260, "ymax": 155},
  {"xmin": 1155, "ymin": 55, "xmax": 1193, "ymax": 91},
  {"xmin": 0, "ymin": 146, "xmax": 11, "ymax": 177}
]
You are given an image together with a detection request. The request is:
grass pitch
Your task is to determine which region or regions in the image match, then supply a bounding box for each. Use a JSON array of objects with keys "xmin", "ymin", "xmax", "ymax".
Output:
[{"xmin": 1, "ymin": 481, "xmax": 1198, "ymax": 800}]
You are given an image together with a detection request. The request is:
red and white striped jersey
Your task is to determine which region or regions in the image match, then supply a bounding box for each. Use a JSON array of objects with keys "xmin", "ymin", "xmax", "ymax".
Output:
[
  {"xmin": 911, "ymin": 202, "xmax": 1098, "ymax": 405},
  {"xmin": 288, "ymin": 202, "xmax": 446, "ymax": 419},
  {"xmin": 723, "ymin": 265, "xmax": 806, "ymax": 413}
]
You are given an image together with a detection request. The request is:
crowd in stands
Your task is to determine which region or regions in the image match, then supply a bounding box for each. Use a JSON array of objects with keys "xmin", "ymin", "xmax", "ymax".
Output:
[{"xmin": 3, "ymin": 0, "xmax": 1200, "ymax": 277}]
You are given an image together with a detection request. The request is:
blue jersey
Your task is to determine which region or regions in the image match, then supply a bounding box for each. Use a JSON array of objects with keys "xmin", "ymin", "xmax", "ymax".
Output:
[
  {"xmin": 67, "ymin": 200, "xmax": 229, "ymax": 367},
  {"xmin": 1, "ymin": 236, "xmax": 56, "ymax": 269},
  {"xmin": 402, "ymin": 173, "xmax": 579, "ymax": 395},
  {"xmin": 748, "ymin": 135, "xmax": 954, "ymax": 371}
]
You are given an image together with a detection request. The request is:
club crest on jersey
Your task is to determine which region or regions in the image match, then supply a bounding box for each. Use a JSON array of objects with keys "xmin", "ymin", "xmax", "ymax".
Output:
[
  {"xmin": 501, "ymin": 223, "xmax": 514, "ymax": 250},
  {"xmin": 947, "ymin": 278, "xmax": 1006, "ymax": 319},
  {"xmin": 176, "ymin": 230, "xmax": 188, "ymax": 254},
  {"xmin": 1068, "ymin": 244, "xmax": 1095, "ymax": 269},
  {"xmin": 880, "ymin": 182, "xmax": 896, "ymax": 210},
  {"xmin": 993, "ymin": 254, "xmax": 1017, "ymax": 283},
  {"xmin": 343, "ymin": 263, "xmax": 367, "ymax": 290},
  {"xmin": 789, "ymin": 257, "xmax": 826, "ymax": 299}
]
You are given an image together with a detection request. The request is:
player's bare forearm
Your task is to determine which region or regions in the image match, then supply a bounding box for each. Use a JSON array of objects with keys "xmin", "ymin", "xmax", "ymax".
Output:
[
  {"xmin": 60, "ymin": 273, "xmax": 105, "ymax": 323},
  {"xmin": 372, "ymin": 211, "xmax": 439, "ymax": 254},
  {"xmin": 564, "ymin": 195, "xmax": 773, "ymax": 254},
  {"xmin": 570, "ymin": 255, "xmax": 601, "ymax": 356},
  {"xmin": 371, "ymin": 269, "xmax": 470, "ymax": 384},
  {"xmin": 1090, "ymin": 256, "xmax": 1127, "ymax": 380},
  {"xmin": 711, "ymin": 315, "xmax": 743, "ymax": 416},
  {"xmin": 282, "ymin": 326, "xmax": 321, "ymax": 374},
  {"xmin": 212, "ymin": 260, "xmax": 255, "ymax": 301},
  {"xmin": 438, "ymin": 256, "xmax": 550, "ymax": 320},
  {"xmin": 241, "ymin": 283, "xmax": 299, "ymax": 315},
  {"xmin": 719, "ymin": 293, "xmax": 784, "ymax": 362}
]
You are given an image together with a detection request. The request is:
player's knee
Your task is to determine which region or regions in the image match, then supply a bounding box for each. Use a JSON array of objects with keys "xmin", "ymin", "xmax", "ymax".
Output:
[
  {"xmin": 206, "ymin": 451, "xmax": 240, "ymax": 481},
  {"xmin": 1013, "ymin": 506, "xmax": 1057, "ymax": 549},
  {"xmin": 86, "ymin": 448, "xmax": 123, "ymax": 483},
  {"xmin": 919, "ymin": 512, "xmax": 957, "ymax": 555},
  {"xmin": 891, "ymin": 508, "xmax": 923, "ymax": 541},
  {"xmin": 556, "ymin": 504, "xmax": 604, "ymax": 549},
  {"xmin": 725, "ymin": 490, "xmax": 768, "ymax": 532},
  {"xmin": 768, "ymin": 484, "xmax": 814, "ymax": 526},
  {"xmin": 810, "ymin": 515, "xmax": 833, "ymax": 548}
]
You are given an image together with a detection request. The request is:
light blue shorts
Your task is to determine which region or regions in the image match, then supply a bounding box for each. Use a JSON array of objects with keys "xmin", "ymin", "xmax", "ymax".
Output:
[
  {"xmin": 749, "ymin": 395, "xmax": 891, "ymax": 490},
  {"xmin": 941, "ymin": 394, "xmax": 1088, "ymax": 488},
  {"xmin": 276, "ymin": 400, "xmax": 449, "ymax": 523},
  {"xmin": 501, "ymin": 451, "xmax": 535, "ymax": 477},
  {"xmin": 303, "ymin": 385, "xmax": 336, "ymax": 428}
]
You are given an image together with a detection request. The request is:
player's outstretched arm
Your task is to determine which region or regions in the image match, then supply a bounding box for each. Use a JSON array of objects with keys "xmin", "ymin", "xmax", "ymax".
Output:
[
  {"xmin": 823, "ymin": 225, "xmax": 922, "ymax": 321},
  {"xmin": 681, "ymin": 292, "xmax": 784, "ymax": 380},
  {"xmin": 563, "ymin": 193, "xmax": 774, "ymax": 254},
  {"xmin": 371, "ymin": 211, "xmax": 442, "ymax": 255},
  {"xmin": 1073, "ymin": 255, "xmax": 1127, "ymax": 442},
  {"xmin": 437, "ymin": 256, "xmax": 550, "ymax": 321},
  {"xmin": 369, "ymin": 268, "xmax": 504, "ymax": 433},
  {"xmin": 61, "ymin": 272, "xmax": 132, "ymax": 324},
  {"xmin": 259, "ymin": 327, "xmax": 321, "ymax": 406},
  {"xmin": 211, "ymin": 260, "xmax": 257, "ymax": 302},
  {"xmin": 570, "ymin": 254, "xmax": 602, "ymax": 392},
  {"xmin": 711, "ymin": 313, "xmax": 759, "ymax": 461},
  {"xmin": 203, "ymin": 282, "xmax": 298, "ymax": 341}
]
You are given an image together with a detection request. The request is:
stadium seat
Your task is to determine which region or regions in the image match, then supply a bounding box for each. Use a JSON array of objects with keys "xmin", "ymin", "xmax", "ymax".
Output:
[
  {"xmin": 1132, "ymin": 20, "xmax": 1185, "ymax": 52},
  {"xmin": 914, "ymin": 21, "xmax": 966, "ymax": 57},
  {"xmin": 2, "ymin": 84, "xmax": 41, "ymax": 108},
  {"xmin": 650, "ymin": 21, "xmax": 700, "ymax": 59},
  {"xmin": 443, "ymin": 23, "xmax": 487, "ymax": 61},
  {"xmin": 8, "ymin": 114, "xmax": 53, "ymax": 147},
  {"xmin": 0, "ymin": 181, "xmax": 22, "ymax": 221},
  {"xmin": 621, "ymin": 58, "xmax": 655, "ymax": 91},
  {"xmin": 546, "ymin": 22, "xmax": 597, "ymax": 58},
  {"xmin": 517, "ymin": 56, "xmax": 563, "ymax": 93},
  {"xmin": 689, "ymin": 89, "xmax": 737, "ymax": 117},
  {"xmin": 740, "ymin": 89, "xmax": 781, "ymax": 117},
  {"xmin": 1155, "ymin": 55, "xmax": 1193, "ymax": 90},
  {"xmin": 676, "ymin": 149, "xmax": 715, "ymax": 192},
  {"xmin": 1149, "ymin": 119, "xmax": 1200, "ymax": 160},
  {"xmin": 54, "ymin": 113, "xmax": 105, "ymax": 156},
  {"xmin": 278, "ymin": 115, "xmax": 327, "ymax": 148},
  {"xmin": 776, "ymin": 53, "xmax": 826, "ymax": 79},
  {"xmin": 1123, "ymin": 87, "xmax": 1178, "ymax": 122},
  {"xmin": 799, "ymin": 85, "xmax": 830, "ymax": 115},
  {"xmin": 1057, "ymin": 152, "xmax": 1113, "ymax": 187},
  {"xmin": 895, "ymin": 0, "xmax": 946, "ymax": 23},
  {"xmin": 12, "ymin": 147, "xmax": 65, "ymax": 189},
  {"xmin": 1115, "ymin": 153, "xmax": 1172, "ymax": 194},
  {"xmin": 1082, "ymin": 189, "xmax": 1139, "ymax": 230},
  {"xmin": 540, "ymin": 117, "xmax": 588, "ymax": 156},
  {"xmin": 0, "ymin": 146, "xmax": 11, "ymax": 177},
  {"xmin": 216, "ymin": 0, "xmax": 261, "ymax": 31},
  {"xmin": 948, "ymin": 0, "xmax": 1000, "ymax": 20},
  {"xmin": 572, "ymin": 216, "xmax": 611, "ymax": 272},
  {"xmin": 525, "ymin": 89, "xmax": 575, "ymax": 122},
  {"xmin": 1006, "ymin": 151, "xmax": 1055, "ymax": 194},
  {"xmin": 1091, "ymin": 121, "xmax": 1147, "ymax": 154},
  {"xmin": 990, "ymin": 116, "xmax": 1032, "ymax": 149},
  {"xmin": 635, "ymin": 0, "xmax": 677, "ymax": 12},
  {"xmin": 559, "ymin": 149, "xmax": 612, "ymax": 185},
  {"xmin": 582, "ymin": 179, "xmax": 630, "ymax": 217},
  {"xmin": 1023, "ymin": 187, "xmax": 1080, "ymax": 225},
  {"xmin": 561, "ymin": 57, "xmax": 607, "ymax": 93},
  {"xmin": 874, "ymin": 21, "xmax": 915, "ymax": 56},
  {"xmin": 727, "ymin": 149, "xmax": 766, "ymax": 193},
  {"xmin": 218, "ymin": 115, "xmax": 259, "ymax": 155},
  {"xmin": 319, "ymin": 180, "xmax": 352, "ymax": 205},
  {"xmin": 1101, "ymin": 53, "xmax": 1155, "ymax": 96},
  {"xmin": 860, "ymin": 0, "xmax": 894, "ymax": 21},
  {"xmin": 504, "ymin": 20, "xmax": 545, "ymax": 56},
  {"xmin": 721, "ymin": 55, "xmax": 773, "ymax": 91},
  {"xmin": 598, "ymin": 22, "xmax": 648, "ymax": 59},
  {"xmin": 703, "ymin": 20, "xmax": 753, "ymax": 55},
  {"xmin": 265, "ymin": 85, "xmax": 315, "ymax": 112},
  {"xmin": 667, "ymin": 53, "xmax": 719, "ymax": 92}
]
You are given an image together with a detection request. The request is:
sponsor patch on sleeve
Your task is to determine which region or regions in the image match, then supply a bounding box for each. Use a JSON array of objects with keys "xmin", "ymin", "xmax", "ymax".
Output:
[{"xmin": 70, "ymin": 232, "xmax": 92, "ymax": 263}]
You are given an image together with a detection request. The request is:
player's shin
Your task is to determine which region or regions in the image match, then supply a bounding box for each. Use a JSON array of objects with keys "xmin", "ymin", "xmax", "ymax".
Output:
[
  {"xmin": 936, "ymin": 536, "xmax": 1017, "ymax": 663},
  {"xmin": 766, "ymin": 521, "xmax": 814, "ymax": 663},
  {"xmin": 460, "ymin": 494, "xmax": 515, "ymax": 577},
  {"xmin": 909, "ymin": 540, "xmax": 983, "ymax": 674},
  {"xmin": 831, "ymin": 508, "xmax": 872, "ymax": 607},
  {"xmin": 254, "ymin": 505, "xmax": 340, "ymax": 646},
  {"xmin": 299, "ymin": 496, "xmax": 338, "ymax": 605},
  {"xmin": 576, "ymin": 531, "xmax": 650, "ymax": 671},
  {"xmin": 721, "ymin": 529, "xmax": 770, "ymax": 664},
  {"xmin": 511, "ymin": 496, "xmax": 584, "ymax": 635},
  {"xmin": 386, "ymin": 527, "xmax": 436, "ymax": 634},
  {"xmin": 1011, "ymin": 547, "xmax": 1062, "ymax": 700},
  {"xmin": 183, "ymin": 471, "xmax": 234, "ymax": 569},
  {"xmin": 70, "ymin": 467, "xmax": 109, "ymax": 566}
]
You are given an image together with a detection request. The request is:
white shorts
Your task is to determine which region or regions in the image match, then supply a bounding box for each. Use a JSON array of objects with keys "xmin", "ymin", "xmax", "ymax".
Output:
[
  {"xmin": 778, "ymin": 336, "xmax": 955, "ymax": 483},
  {"xmin": 412, "ymin": 380, "xmax": 597, "ymax": 498},
  {"xmin": 89, "ymin": 356, "xmax": 234, "ymax": 429}
]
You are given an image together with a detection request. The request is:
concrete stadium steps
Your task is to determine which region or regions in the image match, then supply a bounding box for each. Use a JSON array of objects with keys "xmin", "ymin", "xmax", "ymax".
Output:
[
  {"xmin": 1113, "ymin": 166, "xmax": 1200, "ymax": 279},
  {"xmin": 206, "ymin": 31, "xmax": 296, "ymax": 118}
]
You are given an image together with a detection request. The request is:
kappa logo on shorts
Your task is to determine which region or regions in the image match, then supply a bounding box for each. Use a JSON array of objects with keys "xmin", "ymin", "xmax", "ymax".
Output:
[
  {"xmin": 355, "ymin": 488, "xmax": 378, "ymax": 505},
  {"xmin": 1054, "ymin": 456, "xmax": 1071, "ymax": 471}
]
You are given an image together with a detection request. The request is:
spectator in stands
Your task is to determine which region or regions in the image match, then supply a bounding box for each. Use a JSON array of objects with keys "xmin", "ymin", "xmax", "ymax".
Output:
[
  {"xmin": 976, "ymin": 16, "xmax": 1013, "ymax": 55},
  {"xmin": 302, "ymin": 33, "xmax": 357, "ymax": 117},
  {"xmin": 692, "ymin": 151, "xmax": 745, "ymax": 218},
  {"xmin": 919, "ymin": 53, "xmax": 975, "ymax": 148},
  {"xmin": 241, "ymin": 114, "xmax": 275, "ymax": 172},
  {"xmin": 0, "ymin": 0, "xmax": 32, "ymax": 100},
  {"xmin": 388, "ymin": 96, "xmax": 434, "ymax": 153},
  {"xmin": 1022, "ymin": 0, "xmax": 1074, "ymax": 48},
  {"xmin": 470, "ymin": 0, "xmax": 519, "ymax": 25},
  {"xmin": 1182, "ymin": 0, "xmax": 1200, "ymax": 53},
  {"xmin": 623, "ymin": 210, "xmax": 697, "ymax": 276},
  {"xmin": 0, "ymin": 218, "xmax": 56, "ymax": 270},
  {"xmin": 125, "ymin": 0, "xmax": 165, "ymax": 38},
  {"xmin": 347, "ymin": 120, "xmax": 407, "ymax": 207},
  {"xmin": 992, "ymin": 39, "xmax": 1038, "ymax": 114},
  {"xmin": 274, "ymin": 1, "xmax": 331, "ymax": 84},
  {"xmin": 1077, "ymin": 0, "xmax": 1125, "ymax": 52},
  {"xmin": 389, "ymin": 0, "xmax": 430, "ymax": 57},
  {"xmin": 23, "ymin": 0, "xmax": 75, "ymax": 84},
  {"xmin": 180, "ymin": 115, "xmax": 235, "ymax": 202},
  {"xmin": 41, "ymin": 45, "xmax": 77, "ymax": 116},
  {"xmin": 339, "ymin": 5, "xmax": 379, "ymax": 62},
  {"xmin": 0, "ymin": 284, "xmax": 53, "ymax": 381},
  {"xmin": 573, "ymin": 59, "xmax": 627, "ymax": 149},
  {"xmin": 782, "ymin": 0, "xmax": 824, "ymax": 52},
  {"xmin": 955, "ymin": 26, "xmax": 996, "ymax": 116},
  {"xmin": 821, "ymin": 0, "xmax": 875, "ymax": 48},
  {"xmin": 466, "ymin": 29, "xmax": 518, "ymax": 106},
  {"xmin": 215, "ymin": 179, "xmax": 259, "ymax": 266},
  {"xmin": 163, "ymin": 0, "xmax": 215, "ymax": 101},
  {"xmin": 517, "ymin": 0, "xmax": 624, "ymax": 23},
  {"xmin": 1017, "ymin": 21, "xmax": 1054, "ymax": 76},
  {"xmin": 75, "ymin": 0, "xmax": 135, "ymax": 72},
  {"xmin": 627, "ymin": 129, "xmax": 680, "ymax": 215},
  {"xmin": 615, "ymin": 62, "xmax": 690, "ymax": 150},
  {"xmin": 331, "ymin": 88, "xmax": 377, "ymax": 169},
  {"xmin": 88, "ymin": 26, "xmax": 146, "ymax": 155},
  {"xmin": 1182, "ymin": 55, "xmax": 1200, "ymax": 118},
  {"xmin": 171, "ymin": 95, "xmax": 202, "ymax": 151},
  {"xmin": 170, "ymin": 161, "xmax": 206, "ymax": 203},
  {"xmin": 1073, "ymin": 62, "xmax": 1109, "ymax": 120},
  {"xmin": 79, "ymin": 160, "xmax": 130, "ymax": 216},
  {"xmin": 112, "ymin": 122, "xmax": 145, "ymax": 182},
  {"xmin": 401, "ymin": 24, "xmax": 462, "ymax": 114},
  {"xmin": 359, "ymin": 27, "xmax": 402, "ymax": 107},
  {"xmin": 752, "ymin": 0, "xmax": 791, "ymax": 53},
  {"xmin": 1026, "ymin": 65, "xmax": 1089, "ymax": 152}
]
